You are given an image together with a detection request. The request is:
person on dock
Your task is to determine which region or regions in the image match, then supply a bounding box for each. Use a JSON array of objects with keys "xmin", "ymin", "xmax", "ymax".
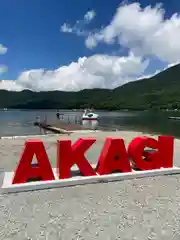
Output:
[
  {"xmin": 35, "ymin": 116, "xmax": 43, "ymax": 134},
  {"xmin": 36, "ymin": 116, "xmax": 41, "ymax": 124},
  {"xmin": 56, "ymin": 111, "xmax": 60, "ymax": 120}
]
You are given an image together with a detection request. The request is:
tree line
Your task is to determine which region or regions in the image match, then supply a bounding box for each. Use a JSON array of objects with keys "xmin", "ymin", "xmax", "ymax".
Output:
[{"xmin": 1, "ymin": 63, "xmax": 180, "ymax": 110}]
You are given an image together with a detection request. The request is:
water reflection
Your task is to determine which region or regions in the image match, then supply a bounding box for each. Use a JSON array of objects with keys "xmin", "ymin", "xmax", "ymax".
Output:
[
  {"xmin": 81, "ymin": 111, "xmax": 180, "ymax": 138},
  {"xmin": 82, "ymin": 120, "xmax": 99, "ymax": 130},
  {"xmin": 2, "ymin": 109, "xmax": 180, "ymax": 137}
]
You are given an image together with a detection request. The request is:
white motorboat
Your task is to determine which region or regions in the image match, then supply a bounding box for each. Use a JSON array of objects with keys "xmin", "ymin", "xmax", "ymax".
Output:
[{"xmin": 82, "ymin": 109, "xmax": 99, "ymax": 121}]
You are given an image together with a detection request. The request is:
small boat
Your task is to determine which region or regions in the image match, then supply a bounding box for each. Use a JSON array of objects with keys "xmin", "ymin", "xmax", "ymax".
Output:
[{"xmin": 82, "ymin": 109, "xmax": 99, "ymax": 121}]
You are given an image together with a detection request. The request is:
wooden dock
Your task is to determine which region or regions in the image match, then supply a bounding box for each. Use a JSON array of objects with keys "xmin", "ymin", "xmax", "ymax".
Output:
[
  {"xmin": 34, "ymin": 119, "xmax": 87, "ymax": 134},
  {"xmin": 34, "ymin": 122, "xmax": 73, "ymax": 134},
  {"xmin": 33, "ymin": 114, "xmax": 87, "ymax": 134},
  {"xmin": 33, "ymin": 113, "xmax": 120, "ymax": 135}
]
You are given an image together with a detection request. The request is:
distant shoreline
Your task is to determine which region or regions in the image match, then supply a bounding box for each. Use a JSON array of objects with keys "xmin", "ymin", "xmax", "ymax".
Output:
[{"xmin": 1, "ymin": 108, "xmax": 180, "ymax": 113}]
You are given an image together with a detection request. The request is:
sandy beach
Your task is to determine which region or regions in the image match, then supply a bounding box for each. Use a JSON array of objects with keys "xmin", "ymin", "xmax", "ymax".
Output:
[{"xmin": 1, "ymin": 130, "xmax": 180, "ymax": 239}]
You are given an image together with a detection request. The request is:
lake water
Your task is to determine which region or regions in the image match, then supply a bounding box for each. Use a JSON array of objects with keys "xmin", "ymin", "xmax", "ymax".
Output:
[{"xmin": 1, "ymin": 109, "xmax": 180, "ymax": 137}]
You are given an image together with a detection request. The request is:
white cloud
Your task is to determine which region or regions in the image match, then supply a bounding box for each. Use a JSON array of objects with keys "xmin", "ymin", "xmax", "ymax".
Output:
[
  {"xmin": 3, "ymin": 2, "xmax": 180, "ymax": 91},
  {"xmin": 60, "ymin": 23, "xmax": 73, "ymax": 33},
  {"xmin": 84, "ymin": 10, "xmax": 96, "ymax": 22},
  {"xmin": 0, "ymin": 53, "xmax": 149, "ymax": 91},
  {"xmin": 60, "ymin": 10, "xmax": 96, "ymax": 36},
  {"xmin": 85, "ymin": 2, "xmax": 180, "ymax": 64},
  {"xmin": 168, "ymin": 62, "xmax": 179, "ymax": 68},
  {"xmin": 85, "ymin": 34, "xmax": 99, "ymax": 49},
  {"xmin": 0, "ymin": 65, "xmax": 8, "ymax": 74},
  {"xmin": 0, "ymin": 80, "xmax": 23, "ymax": 91},
  {"xmin": 0, "ymin": 44, "xmax": 7, "ymax": 55},
  {"xmin": 0, "ymin": 44, "xmax": 8, "ymax": 75}
]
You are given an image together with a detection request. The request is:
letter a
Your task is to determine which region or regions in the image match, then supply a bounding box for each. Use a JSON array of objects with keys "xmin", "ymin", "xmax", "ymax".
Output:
[
  {"xmin": 57, "ymin": 138, "xmax": 97, "ymax": 179},
  {"xmin": 96, "ymin": 138, "xmax": 132, "ymax": 175},
  {"xmin": 12, "ymin": 140, "xmax": 55, "ymax": 184}
]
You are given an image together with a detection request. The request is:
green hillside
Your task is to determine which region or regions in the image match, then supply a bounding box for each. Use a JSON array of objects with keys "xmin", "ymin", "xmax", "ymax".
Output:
[{"xmin": 1, "ymin": 63, "xmax": 180, "ymax": 110}]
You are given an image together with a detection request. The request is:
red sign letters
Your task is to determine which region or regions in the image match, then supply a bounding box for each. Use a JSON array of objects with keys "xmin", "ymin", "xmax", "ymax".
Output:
[{"xmin": 12, "ymin": 135, "xmax": 174, "ymax": 184}]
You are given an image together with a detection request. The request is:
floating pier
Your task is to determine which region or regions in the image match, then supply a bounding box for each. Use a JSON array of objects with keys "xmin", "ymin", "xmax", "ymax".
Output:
[{"xmin": 33, "ymin": 122, "xmax": 73, "ymax": 134}]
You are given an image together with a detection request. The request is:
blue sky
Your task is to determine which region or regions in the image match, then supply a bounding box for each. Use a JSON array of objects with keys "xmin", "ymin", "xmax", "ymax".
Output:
[
  {"xmin": 1, "ymin": 0, "xmax": 125, "ymax": 79},
  {"xmin": 0, "ymin": 0, "xmax": 180, "ymax": 91}
]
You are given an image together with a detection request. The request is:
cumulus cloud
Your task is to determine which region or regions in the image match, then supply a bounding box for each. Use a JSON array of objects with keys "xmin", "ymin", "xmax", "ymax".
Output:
[
  {"xmin": 0, "ymin": 80, "xmax": 23, "ymax": 91},
  {"xmin": 85, "ymin": 2, "xmax": 180, "ymax": 64},
  {"xmin": 0, "ymin": 44, "xmax": 8, "ymax": 75},
  {"xmin": 60, "ymin": 10, "xmax": 96, "ymax": 36},
  {"xmin": 2, "ymin": 3, "xmax": 180, "ymax": 91},
  {"xmin": 0, "ymin": 53, "xmax": 148, "ymax": 91},
  {"xmin": 60, "ymin": 23, "xmax": 73, "ymax": 33},
  {"xmin": 0, "ymin": 65, "xmax": 8, "ymax": 74},
  {"xmin": 85, "ymin": 35, "xmax": 98, "ymax": 49},
  {"xmin": 0, "ymin": 44, "xmax": 7, "ymax": 55},
  {"xmin": 84, "ymin": 10, "xmax": 96, "ymax": 22}
]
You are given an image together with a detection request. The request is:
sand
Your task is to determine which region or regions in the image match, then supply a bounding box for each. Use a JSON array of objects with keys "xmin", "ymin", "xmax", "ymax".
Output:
[{"xmin": 0, "ymin": 130, "xmax": 180, "ymax": 239}]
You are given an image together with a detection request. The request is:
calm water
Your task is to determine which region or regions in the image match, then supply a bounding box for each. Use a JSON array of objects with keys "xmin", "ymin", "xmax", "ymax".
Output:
[{"xmin": 1, "ymin": 109, "xmax": 180, "ymax": 137}]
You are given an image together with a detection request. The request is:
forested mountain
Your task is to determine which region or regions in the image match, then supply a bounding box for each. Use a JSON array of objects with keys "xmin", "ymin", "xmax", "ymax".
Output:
[{"xmin": 1, "ymin": 63, "xmax": 180, "ymax": 110}]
